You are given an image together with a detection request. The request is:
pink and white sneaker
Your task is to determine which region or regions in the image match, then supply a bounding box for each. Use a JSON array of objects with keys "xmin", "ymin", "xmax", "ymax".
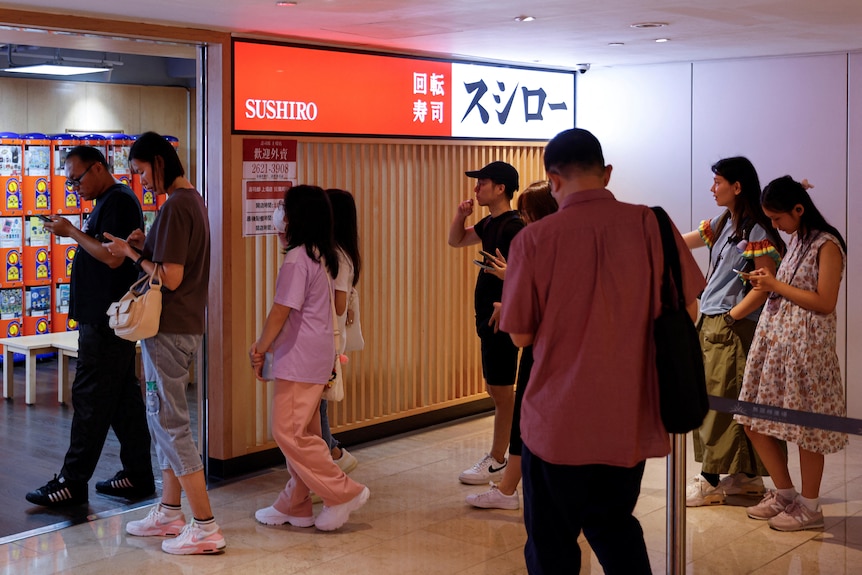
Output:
[
  {"xmin": 126, "ymin": 504, "xmax": 187, "ymax": 537},
  {"xmin": 161, "ymin": 520, "xmax": 226, "ymax": 555}
]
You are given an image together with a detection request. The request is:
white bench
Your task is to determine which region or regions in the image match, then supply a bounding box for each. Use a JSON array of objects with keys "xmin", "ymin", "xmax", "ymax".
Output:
[
  {"xmin": 0, "ymin": 332, "xmax": 141, "ymax": 405},
  {"xmin": 0, "ymin": 332, "xmax": 79, "ymax": 405}
]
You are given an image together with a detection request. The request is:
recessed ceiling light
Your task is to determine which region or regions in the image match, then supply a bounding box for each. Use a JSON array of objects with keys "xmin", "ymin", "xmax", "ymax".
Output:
[
  {"xmin": 655, "ymin": 38, "xmax": 670, "ymax": 43},
  {"xmin": 276, "ymin": 1, "xmax": 297, "ymax": 6},
  {"xmin": 630, "ymin": 22, "xmax": 668, "ymax": 29},
  {"xmin": 514, "ymin": 16, "xmax": 535, "ymax": 22},
  {"xmin": 608, "ymin": 42, "xmax": 625, "ymax": 47}
]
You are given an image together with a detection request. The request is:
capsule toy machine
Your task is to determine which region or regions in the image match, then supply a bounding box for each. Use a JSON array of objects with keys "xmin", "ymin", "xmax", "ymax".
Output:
[
  {"xmin": 0, "ymin": 215, "xmax": 23, "ymax": 289},
  {"xmin": 50, "ymin": 214, "xmax": 79, "ymax": 285},
  {"xmin": 52, "ymin": 281, "xmax": 75, "ymax": 332},
  {"xmin": 24, "ymin": 284, "xmax": 51, "ymax": 335},
  {"xmin": 0, "ymin": 213, "xmax": 23, "ymax": 343},
  {"xmin": 108, "ymin": 134, "xmax": 132, "ymax": 188},
  {"xmin": 22, "ymin": 133, "xmax": 51, "ymax": 216},
  {"xmin": 0, "ymin": 132, "xmax": 23, "ymax": 217},
  {"xmin": 0, "ymin": 286, "xmax": 23, "ymax": 342},
  {"xmin": 50, "ymin": 134, "xmax": 81, "ymax": 214},
  {"xmin": 23, "ymin": 214, "xmax": 51, "ymax": 287},
  {"xmin": 79, "ymin": 134, "xmax": 107, "ymax": 213}
]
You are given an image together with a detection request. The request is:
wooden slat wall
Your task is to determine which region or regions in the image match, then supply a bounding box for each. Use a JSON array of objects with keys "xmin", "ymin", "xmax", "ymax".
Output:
[{"xmin": 243, "ymin": 137, "xmax": 545, "ymax": 447}]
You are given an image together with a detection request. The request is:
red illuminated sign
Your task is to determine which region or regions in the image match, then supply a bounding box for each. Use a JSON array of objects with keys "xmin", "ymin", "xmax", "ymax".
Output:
[{"xmin": 233, "ymin": 40, "xmax": 574, "ymax": 140}]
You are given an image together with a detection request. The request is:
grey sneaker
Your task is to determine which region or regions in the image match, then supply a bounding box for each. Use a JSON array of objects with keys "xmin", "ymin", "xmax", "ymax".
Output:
[
  {"xmin": 768, "ymin": 499, "xmax": 825, "ymax": 532},
  {"xmin": 459, "ymin": 454, "xmax": 507, "ymax": 485},
  {"xmin": 747, "ymin": 490, "xmax": 794, "ymax": 520},
  {"xmin": 720, "ymin": 473, "xmax": 765, "ymax": 497}
]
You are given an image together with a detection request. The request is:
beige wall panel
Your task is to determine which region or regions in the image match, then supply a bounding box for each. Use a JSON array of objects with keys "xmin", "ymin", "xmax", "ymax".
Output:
[
  {"xmin": 83, "ymin": 82, "xmax": 141, "ymax": 134},
  {"xmin": 237, "ymin": 136, "xmax": 544, "ymax": 454},
  {"xmin": 0, "ymin": 79, "xmax": 29, "ymax": 132},
  {"xmin": 23, "ymin": 79, "xmax": 87, "ymax": 134},
  {"xmin": 138, "ymin": 86, "xmax": 190, "ymax": 164}
]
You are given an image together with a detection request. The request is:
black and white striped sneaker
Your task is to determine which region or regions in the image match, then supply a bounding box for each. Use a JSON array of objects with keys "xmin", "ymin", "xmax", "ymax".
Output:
[
  {"xmin": 26, "ymin": 475, "xmax": 88, "ymax": 507},
  {"xmin": 95, "ymin": 470, "xmax": 155, "ymax": 499}
]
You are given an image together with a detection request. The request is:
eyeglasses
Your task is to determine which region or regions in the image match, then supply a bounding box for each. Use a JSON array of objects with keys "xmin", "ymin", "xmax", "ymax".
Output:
[{"xmin": 65, "ymin": 163, "xmax": 96, "ymax": 188}]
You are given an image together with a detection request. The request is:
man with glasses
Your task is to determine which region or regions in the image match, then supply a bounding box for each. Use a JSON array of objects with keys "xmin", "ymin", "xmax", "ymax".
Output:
[{"xmin": 26, "ymin": 146, "xmax": 154, "ymax": 507}]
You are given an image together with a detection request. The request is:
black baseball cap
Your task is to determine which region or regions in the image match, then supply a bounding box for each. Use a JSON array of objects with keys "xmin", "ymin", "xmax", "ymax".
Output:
[
  {"xmin": 465, "ymin": 161, "xmax": 520, "ymax": 193},
  {"xmin": 544, "ymin": 128, "xmax": 605, "ymax": 171}
]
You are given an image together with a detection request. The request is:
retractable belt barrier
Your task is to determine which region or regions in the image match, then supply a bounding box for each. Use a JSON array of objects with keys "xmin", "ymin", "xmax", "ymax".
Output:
[
  {"xmin": 667, "ymin": 394, "xmax": 858, "ymax": 575},
  {"xmin": 708, "ymin": 395, "xmax": 862, "ymax": 435}
]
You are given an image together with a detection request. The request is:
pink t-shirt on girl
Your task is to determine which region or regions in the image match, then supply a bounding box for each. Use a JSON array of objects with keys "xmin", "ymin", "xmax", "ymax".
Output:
[{"xmin": 271, "ymin": 247, "xmax": 335, "ymax": 384}]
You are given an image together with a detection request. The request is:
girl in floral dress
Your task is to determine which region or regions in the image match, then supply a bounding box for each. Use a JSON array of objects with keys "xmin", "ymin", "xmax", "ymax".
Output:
[{"xmin": 737, "ymin": 175, "xmax": 848, "ymax": 532}]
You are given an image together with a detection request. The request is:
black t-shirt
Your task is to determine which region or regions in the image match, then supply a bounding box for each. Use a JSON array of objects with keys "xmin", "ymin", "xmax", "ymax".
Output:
[
  {"xmin": 70, "ymin": 184, "xmax": 143, "ymax": 324},
  {"xmin": 473, "ymin": 210, "xmax": 524, "ymax": 323}
]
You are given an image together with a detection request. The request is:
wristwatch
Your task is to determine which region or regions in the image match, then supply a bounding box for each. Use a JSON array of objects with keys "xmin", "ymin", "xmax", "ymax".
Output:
[{"xmin": 723, "ymin": 313, "xmax": 737, "ymax": 326}]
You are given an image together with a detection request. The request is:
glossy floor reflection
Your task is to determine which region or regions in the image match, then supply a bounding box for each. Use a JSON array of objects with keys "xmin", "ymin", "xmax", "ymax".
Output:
[{"xmin": 1, "ymin": 414, "xmax": 860, "ymax": 574}]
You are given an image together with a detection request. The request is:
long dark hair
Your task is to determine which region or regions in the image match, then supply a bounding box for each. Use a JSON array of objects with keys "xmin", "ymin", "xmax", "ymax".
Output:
[
  {"xmin": 128, "ymin": 131, "xmax": 185, "ymax": 192},
  {"xmin": 711, "ymin": 156, "xmax": 785, "ymax": 256},
  {"xmin": 326, "ymin": 189, "xmax": 361, "ymax": 286},
  {"xmin": 761, "ymin": 176, "xmax": 847, "ymax": 252},
  {"xmin": 283, "ymin": 185, "xmax": 339, "ymax": 278}
]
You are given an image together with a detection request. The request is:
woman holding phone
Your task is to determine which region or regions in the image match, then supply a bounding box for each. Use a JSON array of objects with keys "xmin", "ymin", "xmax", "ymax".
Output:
[
  {"xmin": 681, "ymin": 157, "xmax": 785, "ymax": 508},
  {"xmin": 737, "ymin": 176, "xmax": 847, "ymax": 531}
]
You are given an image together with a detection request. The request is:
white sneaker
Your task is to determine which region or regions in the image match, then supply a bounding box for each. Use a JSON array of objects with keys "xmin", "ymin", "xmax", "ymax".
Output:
[
  {"xmin": 126, "ymin": 504, "xmax": 186, "ymax": 536},
  {"xmin": 314, "ymin": 486, "xmax": 370, "ymax": 531},
  {"xmin": 255, "ymin": 505, "xmax": 314, "ymax": 527},
  {"xmin": 459, "ymin": 454, "xmax": 507, "ymax": 485},
  {"xmin": 685, "ymin": 475, "xmax": 725, "ymax": 507},
  {"xmin": 334, "ymin": 448, "xmax": 358, "ymax": 474},
  {"xmin": 466, "ymin": 483, "xmax": 520, "ymax": 510},
  {"xmin": 161, "ymin": 520, "xmax": 226, "ymax": 555},
  {"xmin": 720, "ymin": 473, "xmax": 765, "ymax": 497}
]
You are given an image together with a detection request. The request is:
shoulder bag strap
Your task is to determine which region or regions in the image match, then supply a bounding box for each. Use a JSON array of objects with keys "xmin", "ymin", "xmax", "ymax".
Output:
[
  {"xmin": 651, "ymin": 206, "xmax": 686, "ymax": 311},
  {"xmin": 325, "ymin": 272, "xmax": 342, "ymax": 352}
]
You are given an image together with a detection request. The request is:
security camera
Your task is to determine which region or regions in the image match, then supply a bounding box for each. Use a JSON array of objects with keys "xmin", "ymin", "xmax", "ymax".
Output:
[{"xmin": 575, "ymin": 63, "xmax": 591, "ymax": 74}]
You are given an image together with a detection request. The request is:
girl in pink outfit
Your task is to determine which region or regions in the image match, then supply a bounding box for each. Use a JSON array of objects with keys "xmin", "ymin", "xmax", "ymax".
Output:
[{"xmin": 250, "ymin": 184, "xmax": 369, "ymax": 532}]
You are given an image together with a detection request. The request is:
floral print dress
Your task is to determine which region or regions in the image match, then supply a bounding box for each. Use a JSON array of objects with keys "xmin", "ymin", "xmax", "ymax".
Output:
[{"xmin": 736, "ymin": 231, "xmax": 848, "ymax": 455}]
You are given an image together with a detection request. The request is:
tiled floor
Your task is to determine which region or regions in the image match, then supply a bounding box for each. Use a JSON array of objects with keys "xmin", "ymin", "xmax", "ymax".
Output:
[{"xmin": 1, "ymin": 414, "xmax": 860, "ymax": 574}]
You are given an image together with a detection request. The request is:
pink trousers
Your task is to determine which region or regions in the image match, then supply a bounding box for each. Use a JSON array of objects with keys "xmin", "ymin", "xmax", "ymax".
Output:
[{"xmin": 270, "ymin": 379, "xmax": 364, "ymax": 516}]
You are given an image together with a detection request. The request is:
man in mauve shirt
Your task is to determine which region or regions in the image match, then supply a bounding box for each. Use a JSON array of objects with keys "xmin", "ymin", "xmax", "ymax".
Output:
[{"xmin": 500, "ymin": 128, "xmax": 704, "ymax": 574}]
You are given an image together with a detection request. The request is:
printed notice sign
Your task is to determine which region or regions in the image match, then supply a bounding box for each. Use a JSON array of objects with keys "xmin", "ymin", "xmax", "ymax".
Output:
[
  {"xmin": 242, "ymin": 138, "xmax": 297, "ymax": 237},
  {"xmin": 233, "ymin": 40, "xmax": 574, "ymax": 140}
]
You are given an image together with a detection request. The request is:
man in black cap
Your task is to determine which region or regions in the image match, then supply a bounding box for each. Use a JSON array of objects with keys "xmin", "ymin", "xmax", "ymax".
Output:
[{"xmin": 448, "ymin": 160, "xmax": 524, "ymax": 486}]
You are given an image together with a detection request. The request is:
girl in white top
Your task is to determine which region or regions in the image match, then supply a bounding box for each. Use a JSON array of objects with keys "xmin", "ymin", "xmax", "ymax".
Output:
[{"xmin": 321, "ymin": 189, "xmax": 362, "ymax": 472}]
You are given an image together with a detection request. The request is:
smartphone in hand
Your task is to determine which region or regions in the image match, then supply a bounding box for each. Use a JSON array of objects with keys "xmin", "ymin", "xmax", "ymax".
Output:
[
  {"xmin": 732, "ymin": 268, "xmax": 751, "ymax": 279},
  {"xmin": 37, "ymin": 214, "xmax": 53, "ymax": 223},
  {"xmin": 473, "ymin": 259, "xmax": 494, "ymax": 271}
]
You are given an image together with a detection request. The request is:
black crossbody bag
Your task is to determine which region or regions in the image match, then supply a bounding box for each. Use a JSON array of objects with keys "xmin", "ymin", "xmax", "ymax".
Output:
[{"xmin": 651, "ymin": 207, "xmax": 709, "ymax": 434}]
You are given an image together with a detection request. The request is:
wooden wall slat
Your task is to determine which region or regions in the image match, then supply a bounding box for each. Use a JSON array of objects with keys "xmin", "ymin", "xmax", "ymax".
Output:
[{"xmin": 244, "ymin": 137, "xmax": 544, "ymax": 447}]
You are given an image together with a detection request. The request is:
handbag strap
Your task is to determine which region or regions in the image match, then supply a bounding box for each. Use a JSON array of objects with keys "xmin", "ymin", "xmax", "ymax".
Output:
[
  {"xmin": 651, "ymin": 206, "xmax": 686, "ymax": 311},
  {"xmin": 325, "ymin": 272, "xmax": 342, "ymax": 352}
]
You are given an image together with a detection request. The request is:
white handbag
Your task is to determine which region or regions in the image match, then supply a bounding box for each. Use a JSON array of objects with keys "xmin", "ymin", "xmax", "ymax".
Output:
[
  {"xmin": 107, "ymin": 265, "xmax": 162, "ymax": 341},
  {"xmin": 344, "ymin": 287, "xmax": 365, "ymax": 352}
]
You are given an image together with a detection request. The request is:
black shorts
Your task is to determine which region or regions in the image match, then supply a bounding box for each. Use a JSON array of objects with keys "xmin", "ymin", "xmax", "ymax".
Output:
[{"xmin": 479, "ymin": 328, "xmax": 519, "ymax": 386}]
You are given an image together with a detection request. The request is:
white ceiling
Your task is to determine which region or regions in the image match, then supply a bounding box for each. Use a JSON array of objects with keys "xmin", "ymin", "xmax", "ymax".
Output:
[{"xmin": 1, "ymin": 0, "xmax": 862, "ymax": 69}]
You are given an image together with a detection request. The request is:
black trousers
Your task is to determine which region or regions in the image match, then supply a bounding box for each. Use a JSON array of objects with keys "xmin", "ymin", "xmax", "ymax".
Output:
[
  {"xmin": 522, "ymin": 444, "xmax": 651, "ymax": 575},
  {"xmin": 60, "ymin": 322, "xmax": 153, "ymax": 484}
]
